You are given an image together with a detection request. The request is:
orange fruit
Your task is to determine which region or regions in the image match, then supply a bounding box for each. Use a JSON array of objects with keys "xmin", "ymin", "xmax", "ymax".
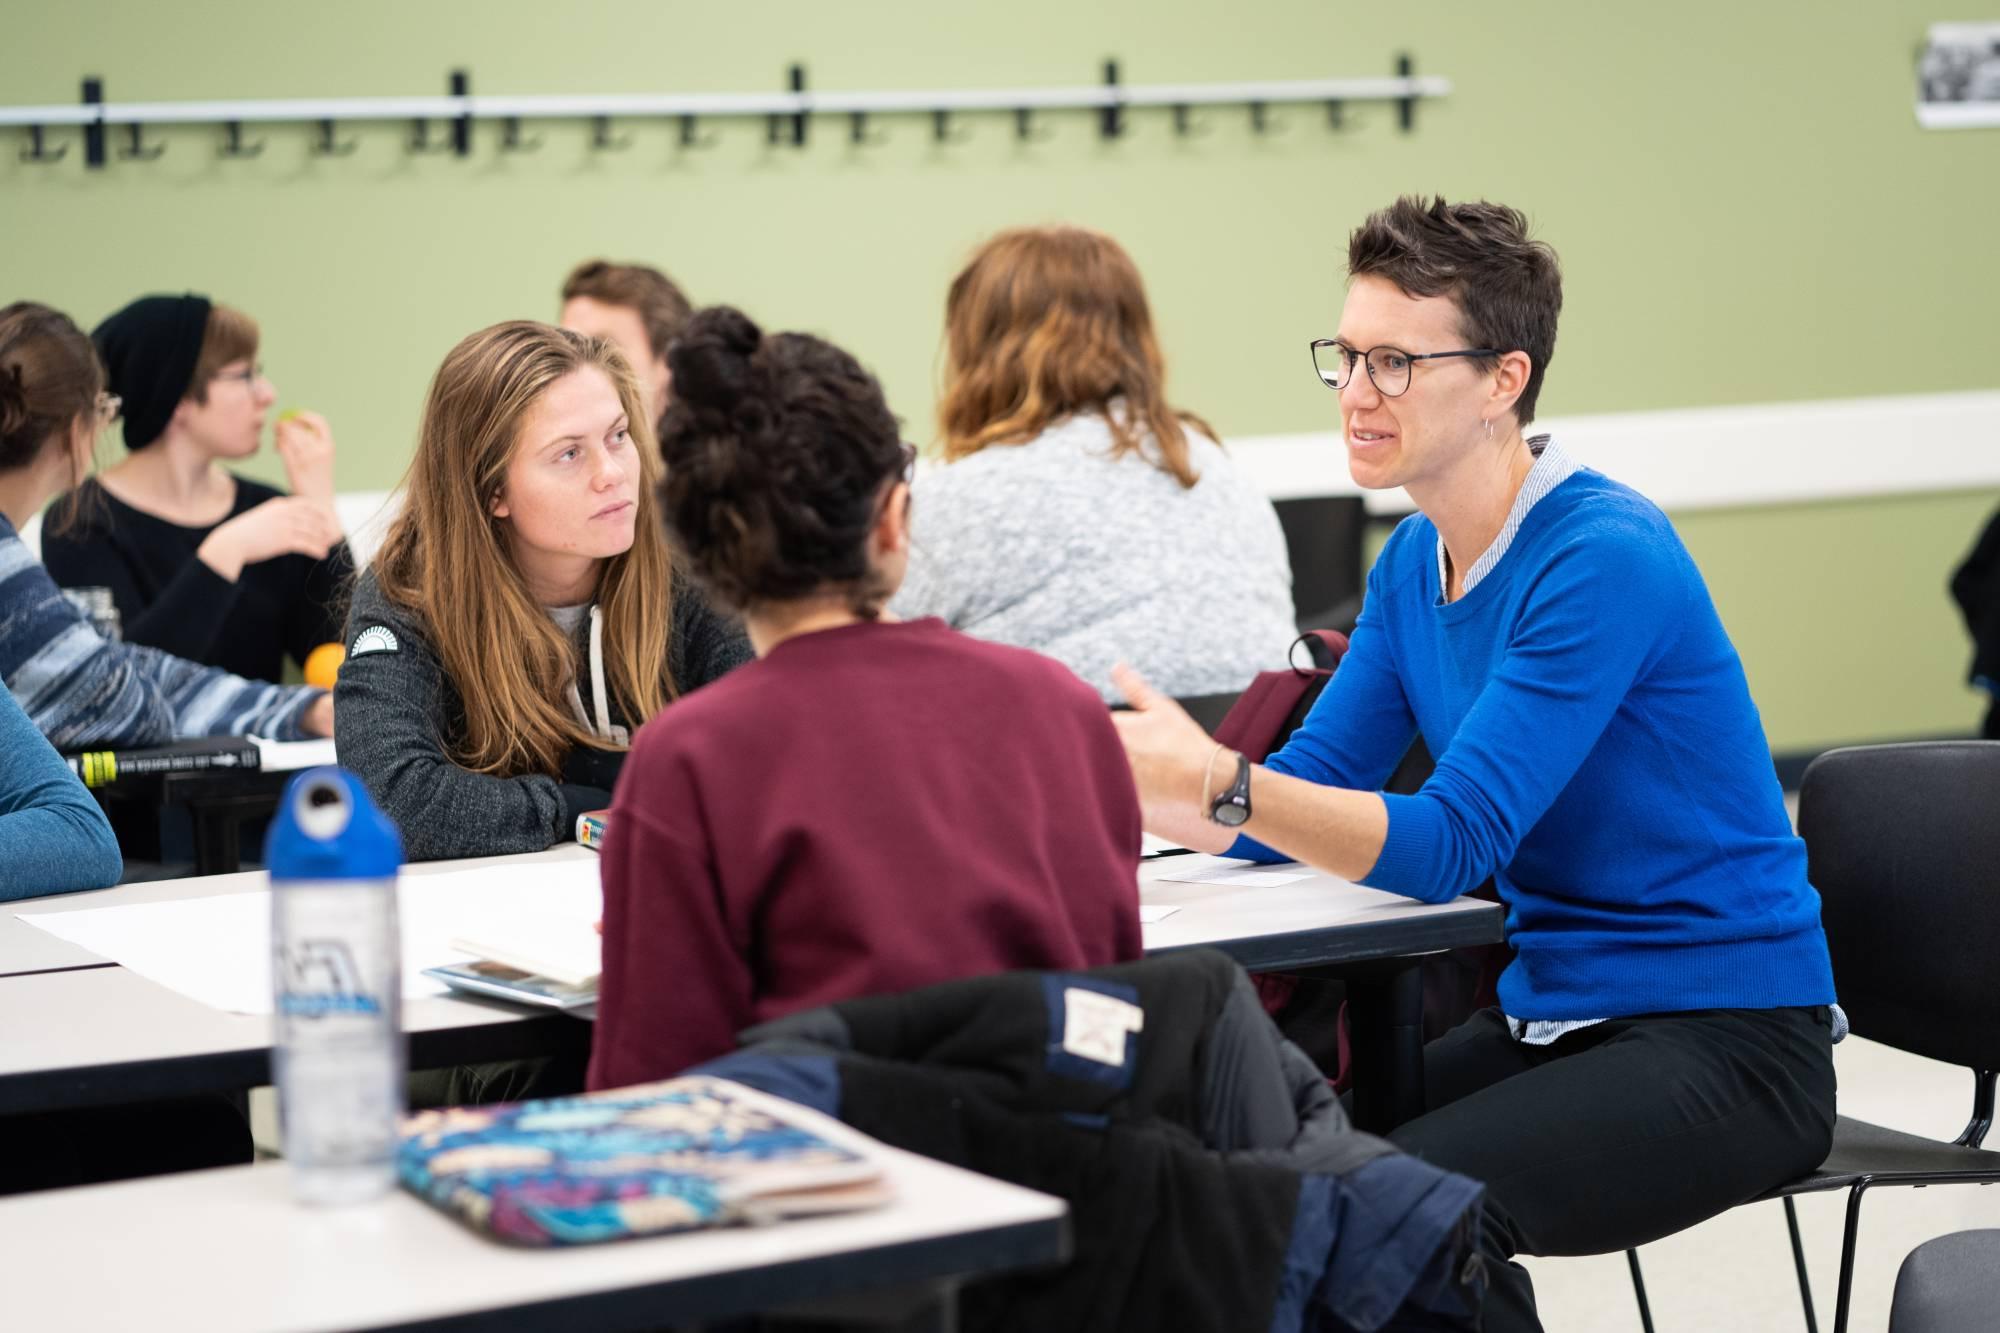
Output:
[{"xmin": 304, "ymin": 642, "xmax": 346, "ymax": 690}]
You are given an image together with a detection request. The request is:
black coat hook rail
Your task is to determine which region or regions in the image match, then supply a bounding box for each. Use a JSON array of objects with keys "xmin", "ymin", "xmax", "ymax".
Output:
[{"xmin": 3, "ymin": 58, "xmax": 1448, "ymax": 169}]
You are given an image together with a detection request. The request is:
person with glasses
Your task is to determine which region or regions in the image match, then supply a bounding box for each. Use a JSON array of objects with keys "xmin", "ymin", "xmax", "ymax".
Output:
[
  {"xmin": 889, "ymin": 225, "xmax": 1297, "ymax": 703},
  {"xmin": 588, "ymin": 306, "xmax": 1143, "ymax": 1089},
  {"xmin": 0, "ymin": 302, "xmax": 331, "ymax": 753},
  {"xmin": 39, "ymin": 294, "xmax": 349, "ymax": 686},
  {"xmin": 1110, "ymin": 197, "xmax": 1838, "ymax": 1333}
]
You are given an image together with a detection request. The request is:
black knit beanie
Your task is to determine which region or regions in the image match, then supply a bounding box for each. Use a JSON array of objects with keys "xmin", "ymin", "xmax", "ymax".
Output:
[{"xmin": 92, "ymin": 294, "xmax": 213, "ymax": 451}]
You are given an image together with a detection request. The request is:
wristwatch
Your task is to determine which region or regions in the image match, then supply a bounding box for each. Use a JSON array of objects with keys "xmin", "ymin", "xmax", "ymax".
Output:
[{"xmin": 1207, "ymin": 753, "xmax": 1252, "ymax": 827}]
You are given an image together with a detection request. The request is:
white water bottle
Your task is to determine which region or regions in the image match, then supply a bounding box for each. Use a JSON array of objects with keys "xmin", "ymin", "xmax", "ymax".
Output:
[{"xmin": 267, "ymin": 766, "xmax": 406, "ymax": 1205}]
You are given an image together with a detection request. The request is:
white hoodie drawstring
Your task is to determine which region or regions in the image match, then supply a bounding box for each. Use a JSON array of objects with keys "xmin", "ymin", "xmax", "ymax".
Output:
[{"xmin": 564, "ymin": 605, "xmax": 629, "ymax": 745}]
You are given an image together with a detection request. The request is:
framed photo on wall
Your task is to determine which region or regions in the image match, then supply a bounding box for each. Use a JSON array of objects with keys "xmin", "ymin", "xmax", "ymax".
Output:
[{"xmin": 1918, "ymin": 21, "xmax": 2000, "ymax": 128}]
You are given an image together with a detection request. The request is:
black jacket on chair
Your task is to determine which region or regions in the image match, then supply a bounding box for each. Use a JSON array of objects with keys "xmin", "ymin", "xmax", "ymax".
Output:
[{"xmin": 697, "ymin": 949, "xmax": 1484, "ymax": 1333}]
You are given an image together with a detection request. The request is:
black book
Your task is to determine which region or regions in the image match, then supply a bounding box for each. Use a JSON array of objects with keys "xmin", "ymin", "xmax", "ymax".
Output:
[{"xmin": 65, "ymin": 737, "xmax": 263, "ymax": 789}]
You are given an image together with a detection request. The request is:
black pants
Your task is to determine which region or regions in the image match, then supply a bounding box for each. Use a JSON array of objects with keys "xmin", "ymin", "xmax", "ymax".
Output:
[{"xmin": 1388, "ymin": 1006, "xmax": 1837, "ymax": 1333}]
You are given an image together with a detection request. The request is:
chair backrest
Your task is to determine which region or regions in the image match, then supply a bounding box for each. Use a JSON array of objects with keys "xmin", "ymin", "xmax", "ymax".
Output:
[
  {"xmin": 1889, "ymin": 1229, "xmax": 2000, "ymax": 1333},
  {"xmin": 1272, "ymin": 495, "xmax": 1366, "ymax": 629},
  {"xmin": 1799, "ymin": 741, "xmax": 2000, "ymax": 1070},
  {"xmin": 1174, "ymin": 691, "xmax": 1244, "ymax": 734}
]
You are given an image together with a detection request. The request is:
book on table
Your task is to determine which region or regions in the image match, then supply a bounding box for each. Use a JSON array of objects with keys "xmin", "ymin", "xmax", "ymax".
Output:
[
  {"xmin": 63, "ymin": 736, "xmax": 263, "ymax": 788},
  {"xmin": 398, "ymin": 1076, "xmax": 896, "ymax": 1245},
  {"xmin": 424, "ymin": 912, "xmax": 603, "ymax": 1008}
]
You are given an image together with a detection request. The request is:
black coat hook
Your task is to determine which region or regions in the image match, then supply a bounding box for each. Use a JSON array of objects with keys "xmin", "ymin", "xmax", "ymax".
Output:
[
  {"xmin": 117, "ymin": 122, "xmax": 164, "ymax": 161},
  {"xmin": 409, "ymin": 119, "xmax": 452, "ymax": 154},
  {"xmin": 1100, "ymin": 59, "xmax": 1123, "ymax": 140},
  {"xmin": 848, "ymin": 112, "xmax": 886, "ymax": 146},
  {"xmin": 1171, "ymin": 104, "xmax": 1210, "ymax": 138},
  {"xmin": 1013, "ymin": 107, "xmax": 1053, "ymax": 143},
  {"xmin": 499, "ymin": 117, "xmax": 542, "ymax": 153},
  {"xmin": 19, "ymin": 126, "xmax": 67, "ymax": 164},
  {"xmin": 590, "ymin": 116, "xmax": 631, "ymax": 151},
  {"xmin": 1247, "ymin": 101, "xmax": 1286, "ymax": 135},
  {"xmin": 1326, "ymin": 100, "xmax": 1345, "ymax": 131},
  {"xmin": 677, "ymin": 114, "xmax": 716, "ymax": 149},
  {"xmin": 932, "ymin": 109, "xmax": 970, "ymax": 144},
  {"xmin": 313, "ymin": 119, "xmax": 357, "ymax": 157},
  {"xmin": 1396, "ymin": 53, "xmax": 1417, "ymax": 132},
  {"xmin": 218, "ymin": 120, "xmax": 264, "ymax": 159}
]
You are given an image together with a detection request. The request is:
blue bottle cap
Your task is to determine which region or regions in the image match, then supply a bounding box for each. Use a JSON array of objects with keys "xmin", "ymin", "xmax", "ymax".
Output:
[{"xmin": 264, "ymin": 766, "xmax": 404, "ymax": 881}]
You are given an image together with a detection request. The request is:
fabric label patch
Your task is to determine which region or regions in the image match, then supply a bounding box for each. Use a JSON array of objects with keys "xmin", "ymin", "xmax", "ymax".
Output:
[
  {"xmin": 350, "ymin": 625, "xmax": 400, "ymax": 656},
  {"xmin": 1061, "ymin": 987, "xmax": 1145, "ymax": 1068}
]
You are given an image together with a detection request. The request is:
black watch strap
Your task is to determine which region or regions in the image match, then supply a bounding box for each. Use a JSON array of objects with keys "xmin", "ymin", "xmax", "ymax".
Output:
[{"xmin": 1208, "ymin": 753, "xmax": 1252, "ymax": 827}]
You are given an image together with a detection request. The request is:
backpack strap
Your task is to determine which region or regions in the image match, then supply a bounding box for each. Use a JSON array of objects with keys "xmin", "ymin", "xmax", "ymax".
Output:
[{"xmin": 1289, "ymin": 628, "xmax": 1349, "ymax": 675}]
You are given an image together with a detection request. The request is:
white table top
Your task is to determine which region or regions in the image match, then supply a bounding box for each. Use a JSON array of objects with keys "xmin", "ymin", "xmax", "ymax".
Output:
[
  {"xmin": 1138, "ymin": 854, "xmax": 1498, "ymax": 963},
  {"xmin": 0, "ymin": 1143, "xmax": 1068, "ymax": 1333},
  {"xmin": 0, "ymin": 845, "xmax": 596, "ymax": 978},
  {"xmin": 0, "ymin": 849, "xmax": 1500, "ymax": 1114}
]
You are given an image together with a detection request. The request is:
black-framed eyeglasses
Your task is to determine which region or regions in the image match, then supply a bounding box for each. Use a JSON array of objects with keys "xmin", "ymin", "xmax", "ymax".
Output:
[{"xmin": 1308, "ymin": 339, "xmax": 1499, "ymax": 398}]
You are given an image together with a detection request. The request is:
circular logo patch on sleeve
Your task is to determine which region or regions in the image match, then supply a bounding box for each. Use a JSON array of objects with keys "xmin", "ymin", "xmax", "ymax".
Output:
[{"xmin": 350, "ymin": 625, "xmax": 400, "ymax": 656}]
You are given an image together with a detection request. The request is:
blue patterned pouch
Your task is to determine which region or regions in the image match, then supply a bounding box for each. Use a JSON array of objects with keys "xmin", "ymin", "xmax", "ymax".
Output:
[{"xmin": 397, "ymin": 1076, "xmax": 892, "ymax": 1246}]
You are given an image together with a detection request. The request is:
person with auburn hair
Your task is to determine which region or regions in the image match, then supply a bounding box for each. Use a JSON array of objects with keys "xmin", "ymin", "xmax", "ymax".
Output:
[
  {"xmin": 588, "ymin": 306, "xmax": 1143, "ymax": 1089},
  {"xmin": 558, "ymin": 259, "xmax": 694, "ymax": 438},
  {"xmin": 336, "ymin": 321, "xmax": 748, "ymax": 862},
  {"xmin": 41, "ymin": 295, "xmax": 350, "ymax": 684},
  {"xmin": 0, "ymin": 302, "xmax": 331, "ymax": 753},
  {"xmin": 1111, "ymin": 198, "xmax": 1839, "ymax": 1333},
  {"xmin": 890, "ymin": 225, "xmax": 1296, "ymax": 702}
]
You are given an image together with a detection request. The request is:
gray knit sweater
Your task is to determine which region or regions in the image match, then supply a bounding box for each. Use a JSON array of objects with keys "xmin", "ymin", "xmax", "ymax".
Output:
[
  {"xmin": 336, "ymin": 569, "xmax": 751, "ymax": 861},
  {"xmin": 890, "ymin": 413, "xmax": 1297, "ymax": 702}
]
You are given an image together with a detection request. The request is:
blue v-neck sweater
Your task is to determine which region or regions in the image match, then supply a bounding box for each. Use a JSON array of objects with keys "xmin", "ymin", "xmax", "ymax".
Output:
[{"xmin": 1238, "ymin": 469, "xmax": 1836, "ymax": 1021}]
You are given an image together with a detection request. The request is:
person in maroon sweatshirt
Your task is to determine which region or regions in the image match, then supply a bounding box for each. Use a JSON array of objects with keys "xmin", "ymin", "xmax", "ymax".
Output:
[{"xmin": 587, "ymin": 306, "xmax": 1145, "ymax": 1091}]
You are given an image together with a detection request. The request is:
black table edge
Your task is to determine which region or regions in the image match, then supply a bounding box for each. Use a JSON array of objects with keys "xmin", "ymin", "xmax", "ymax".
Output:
[
  {"xmin": 1147, "ymin": 901, "xmax": 1505, "ymax": 973},
  {"xmin": 350, "ymin": 1212, "xmax": 1073, "ymax": 1333}
]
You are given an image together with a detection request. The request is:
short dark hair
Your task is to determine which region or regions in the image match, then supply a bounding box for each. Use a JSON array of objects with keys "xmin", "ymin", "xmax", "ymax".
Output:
[
  {"xmin": 656, "ymin": 306, "xmax": 905, "ymax": 616},
  {"xmin": 1347, "ymin": 197, "xmax": 1563, "ymax": 426},
  {"xmin": 561, "ymin": 260, "xmax": 694, "ymax": 363}
]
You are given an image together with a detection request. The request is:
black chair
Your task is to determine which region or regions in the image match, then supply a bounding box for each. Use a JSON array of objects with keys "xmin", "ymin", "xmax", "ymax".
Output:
[
  {"xmin": 1273, "ymin": 495, "xmax": 1367, "ymax": 631},
  {"xmin": 1172, "ymin": 691, "xmax": 1243, "ymax": 734},
  {"xmin": 1888, "ymin": 1230, "xmax": 2000, "ymax": 1332},
  {"xmin": 1627, "ymin": 741, "xmax": 2000, "ymax": 1333}
]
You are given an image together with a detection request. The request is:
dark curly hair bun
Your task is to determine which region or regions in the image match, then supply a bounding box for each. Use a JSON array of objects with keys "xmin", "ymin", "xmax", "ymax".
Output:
[
  {"xmin": 665, "ymin": 305, "xmax": 765, "ymax": 418},
  {"xmin": 657, "ymin": 306, "xmax": 906, "ymax": 616}
]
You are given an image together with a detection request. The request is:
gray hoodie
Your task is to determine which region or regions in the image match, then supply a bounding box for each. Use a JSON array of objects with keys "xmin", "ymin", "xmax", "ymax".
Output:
[{"xmin": 336, "ymin": 569, "xmax": 750, "ymax": 861}]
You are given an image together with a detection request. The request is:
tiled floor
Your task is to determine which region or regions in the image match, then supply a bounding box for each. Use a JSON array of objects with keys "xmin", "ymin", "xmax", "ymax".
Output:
[{"xmin": 1521, "ymin": 1035, "xmax": 2000, "ymax": 1332}]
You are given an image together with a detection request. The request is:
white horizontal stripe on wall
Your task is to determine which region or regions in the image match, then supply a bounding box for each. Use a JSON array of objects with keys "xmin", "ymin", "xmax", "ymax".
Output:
[{"xmin": 1227, "ymin": 389, "xmax": 2000, "ymax": 514}]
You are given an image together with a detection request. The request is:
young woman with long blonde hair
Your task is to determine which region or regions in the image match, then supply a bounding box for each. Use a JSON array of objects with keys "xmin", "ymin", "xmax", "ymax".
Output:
[
  {"xmin": 336, "ymin": 322, "xmax": 749, "ymax": 861},
  {"xmin": 890, "ymin": 225, "xmax": 1297, "ymax": 701}
]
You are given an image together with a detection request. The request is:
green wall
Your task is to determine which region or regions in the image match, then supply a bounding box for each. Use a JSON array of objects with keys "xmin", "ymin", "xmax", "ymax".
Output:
[{"xmin": 3, "ymin": 1, "xmax": 1994, "ymax": 749}]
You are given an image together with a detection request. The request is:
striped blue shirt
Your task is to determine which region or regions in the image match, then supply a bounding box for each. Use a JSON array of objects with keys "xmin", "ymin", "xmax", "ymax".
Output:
[{"xmin": 0, "ymin": 513, "xmax": 323, "ymax": 750}]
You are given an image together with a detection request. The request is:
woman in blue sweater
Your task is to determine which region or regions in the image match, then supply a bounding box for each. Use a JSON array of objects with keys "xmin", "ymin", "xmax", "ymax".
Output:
[
  {"xmin": 0, "ymin": 681, "xmax": 122, "ymax": 899},
  {"xmin": 1114, "ymin": 197, "xmax": 1837, "ymax": 1333}
]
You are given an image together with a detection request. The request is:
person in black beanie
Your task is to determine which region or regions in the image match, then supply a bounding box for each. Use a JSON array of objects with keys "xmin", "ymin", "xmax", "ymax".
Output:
[{"xmin": 41, "ymin": 294, "xmax": 351, "ymax": 684}]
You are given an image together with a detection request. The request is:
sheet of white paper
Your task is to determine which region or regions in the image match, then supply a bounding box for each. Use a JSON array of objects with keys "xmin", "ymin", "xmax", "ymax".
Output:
[
  {"xmin": 1136, "ymin": 905, "xmax": 1181, "ymax": 923},
  {"xmin": 248, "ymin": 736, "xmax": 339, "ymax": 773},
  {"xmin": 16, "ymin": 858, "xmax": 602, "ymax": 1015},
  {"xmin": 1139, "ymin": 833, "xmax": 1187, "ymax": 858},
  {"xmin": 1153, "ymin": 854, "xmax": 1314, "ymax": 888}
]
